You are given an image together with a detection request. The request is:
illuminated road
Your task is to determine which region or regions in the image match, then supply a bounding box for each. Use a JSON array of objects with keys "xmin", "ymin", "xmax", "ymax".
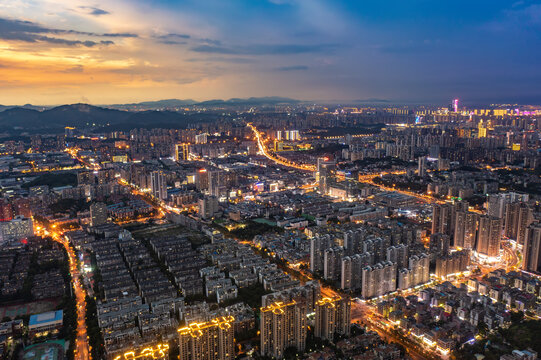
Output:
[
  {"xmin": 351, "ymin": 301, "xmax": 438, "ymax": 360},
  {"xmin": 502, "ymin": 241, "xmax": 520, "ymax": 270},
  {"xmin": 36, "ymin": 225, "xmax": 90, "ymax": 360},
  {"xmin": 247, "ymin": 123, "xmax": 317, "ymax": 172}
]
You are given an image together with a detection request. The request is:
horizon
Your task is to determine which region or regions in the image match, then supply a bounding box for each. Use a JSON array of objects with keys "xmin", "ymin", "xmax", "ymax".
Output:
[{"xmin": 2, "ymin": 97, "xmax": 540, "ymax": 108}]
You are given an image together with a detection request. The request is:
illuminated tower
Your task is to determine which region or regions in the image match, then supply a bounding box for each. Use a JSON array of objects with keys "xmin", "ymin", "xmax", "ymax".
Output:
[
  {"xmin": 175, "ymin": 143, "xmax": 190, "ymax": 161},
  {"xmin": 260, "ymin": 301, "xmax": 307, "ymax": 358},
  {"xmin": 478, "ymin": 120, "xmax": 487, "ymax": 138},
  {"xmin": 178, "ymin": 316, "xmax": 235, "ymax": 360},
  {"xmin": 314, "ymin": 296, "xmax": 350, "ymax": 341},
  {"xmin": 453, "ymin": 99, "xmax": 459, "ymax": 113}
]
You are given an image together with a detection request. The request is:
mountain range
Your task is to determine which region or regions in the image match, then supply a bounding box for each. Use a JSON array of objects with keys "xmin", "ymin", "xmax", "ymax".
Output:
[
  {"xmin": 0, "ymin": 97, "xmax": 302, "ymax": 134},
  {"xmin": 105, "ymin": 96, "xmax": 301, "ymax": 110},
  {"xmin": 0, "ymin": 104, "xmax": 215, "ymax": 134}
]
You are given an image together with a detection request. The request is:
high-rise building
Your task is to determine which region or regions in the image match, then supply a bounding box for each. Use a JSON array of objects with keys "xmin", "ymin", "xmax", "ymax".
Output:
[
  {"xmin": 432, "ymin": 201, "xmax": 468, "ymax": 240},
  {"xmin": 408, "ymin": 253, "xmax": 430, "ymax": 286},
  {"xmin": 418, "ymin": 156, "xmax": 427, "ymax": 177},
  {"xmin": 323, "ymin": 246, "xmax": 344, "ymax": 281},
  {"xmin": 208, "ymin": 170, "xmax": 224, "ymax": 197},
  {"xmin": 260, "ymin": 301, "xmax": 307, "ymax": 359},
  {"xmin": 386, "ymin": 244, "xmax": 408, "ymax": 268},
  {"xmin": 198, "ymin": 196, "xmax": 219, "ymax": 219},
  {"xmin": 476, "ymin": 216, "xmax": 502, "ymax": 258},
  {"xmin": 77, "ymin": 171, "xmax": 95, "ymax": 186},
  {"xmin": 487, "ymin": 192, "xmax": 529, "ymax": 219},
  {"xmin": 432, "ymin": 203, "xmax": 452, "ymax": 237},
  {"xmin": 317, "ymin": 159, "xmax": 336, "ymax": 195},
  {"xmin": 487, "ymin": 194, "xmax": 508, "ymax": 219},
  {"xmin": 523, "ymin": 224, "xmax": 541, "ymax": 273},
  {"xmin": 478, "ymin": 120, "xmax": 487, "ymax": 138},
  {"xmin": 195, "ymin": 169, "xmax": 209, "ymax": 191},
  {"xmin": 361, "ymin": 262, "xmax": 397, "ymax": 299},
  {"xmin": 151, "ymin": 171, "xmax": 167, "ymax": 200},
  {"xmin": 90, "ymin": 202, "xmax": 108, "ymax": 227},
  {"xmin": 429, "ymin": 144, "xmax": 440, "ymax": 159},
  {"xmin": 504, "ymin": 202, "xmax": 533, "ymax": 245},
  {"xmin": 261, "ymin": 281, "xmax": 321, "ymax": 312},
  {"xmin": 454, "ymin": 211, "xmax": 478, "ymax": 250},
  {"xmin": 175, "ymin": 143, "xmax": 190, "ymax": 161},
  {"xmin": 429, "ymin": 233, "xmax": 450, "ymax": 257},
  {"xmin": 195, "ymin": 133, "xmax": 208, "ymax": 144},
  {"xmin": 343, "ymin": 229, "xmax": 366, "ymax": 255},
  {"xmin": 178, "ymin": 316, "xmax": 235, "ymax": 360},
  {"xmin": 310, "ymin": 235, "xmax": 334, "ymax": 273},
  {"xmin": 435, "ymin": 250, "xmax": 470, "ymax": 278},
  {"xmin": 314, "ymin": 296, "xmax": 350, "ymax": 341},
  {"xmin": 340, "ymin": 252, "xmax": 373, "ymax": 291}
]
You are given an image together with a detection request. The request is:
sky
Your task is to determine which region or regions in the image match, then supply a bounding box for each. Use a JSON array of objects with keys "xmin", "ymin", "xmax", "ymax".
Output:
[{"xmin": 0, "ymin": 0, "xmax": 541, "ymax": 105}]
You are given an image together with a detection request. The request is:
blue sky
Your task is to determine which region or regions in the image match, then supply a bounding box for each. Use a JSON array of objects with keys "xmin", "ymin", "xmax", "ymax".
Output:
[{"xmin": 0, "ymin": 0, "xmax": 540, "ymax": 104}]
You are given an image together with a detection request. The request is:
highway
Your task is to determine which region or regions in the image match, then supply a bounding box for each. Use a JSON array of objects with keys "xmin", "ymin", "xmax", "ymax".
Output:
[
  {"xmin": 247, "ymin": 123, "xmax": 317, "ymax": 172},
  {"xmin": 246, "ymin": 124, "xmax": 449, "ymax": 205}
]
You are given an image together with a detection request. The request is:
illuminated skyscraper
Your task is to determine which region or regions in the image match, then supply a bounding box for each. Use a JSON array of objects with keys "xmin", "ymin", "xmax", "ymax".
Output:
[
  {"xmin": 178, "ymin": 316, "xmax": 235, "ymax": 360},
  {"xmin": 260, "ymin": 301, "xmax": 307, "ymax": 358},
  {"xmin": 175, "ymin": 143, "xmax": 190, "ymax": 161},
  {"xmin": 151, "ymin": 171, "xmax": 167, "ymax": 200},
  {"xmin": 314, "ymin": 296, "xmax": 351, "ymax": 341}
]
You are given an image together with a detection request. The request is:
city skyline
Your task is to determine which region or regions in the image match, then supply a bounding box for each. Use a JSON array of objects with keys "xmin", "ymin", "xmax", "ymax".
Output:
[
  {"xmin": 1, "ymin": 0, "xmax": 541, "ymax": 105},
  {"xmin": 1, "ymin": 2, "xmax": 541, "ymax": 360}
]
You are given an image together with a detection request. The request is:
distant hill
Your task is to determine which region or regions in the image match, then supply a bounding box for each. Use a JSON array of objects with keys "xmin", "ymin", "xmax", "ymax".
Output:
[
  {"xmin": 0, "ymin": 97, "xmax": 303, "ymax": 134},
  {"xmin": 0, "ymin": 104, "xmax": 48, "ymax": 112},
  {"xmin": 0, "ymin": 103, "xmax": 220, "ymax": 133},
  {"xmin": 107, "ymin": 99, "xmax": 198, "ymax": 110},
  {"xmin": 106, "ymin": 96, "xmax": 301, "ymax": 109},
  {"xmin": 197, "ymin": 96, "xmax": 301, "ymax": 106}
]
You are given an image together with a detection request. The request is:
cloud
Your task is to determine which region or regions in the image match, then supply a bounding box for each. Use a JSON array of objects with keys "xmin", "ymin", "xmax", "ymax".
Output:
[
  {"xmin": 61, "ymin": 65, "xmax": 84, "ymax": 73},
  {"xmin": 79, "ymin": 6, "xmax": 110, "ymax": 16},
  {"xmin": 154, "ymin": 33, "xmax": 191, "ymax": 45},
  {"xmin": 191, "ymin": 43, "xmax": 334, "ymax": 55},
  {"xmin": 35, "ymin": 35, "xmax": 110, "ymax": 47},
  {"xmin": 162, "ymin": 33, "xmax": 191, "ymax": 39},
  {"xmin": 186, "ymin": 57, "xmax": 255, "ymax": 64},
  {"xmin": 275, "ymin": 65, "xmax": 309, "ymax": 71},
  {"xmin": 0, "ymin": 17, "xmax": 136, "ymax": 47}
]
